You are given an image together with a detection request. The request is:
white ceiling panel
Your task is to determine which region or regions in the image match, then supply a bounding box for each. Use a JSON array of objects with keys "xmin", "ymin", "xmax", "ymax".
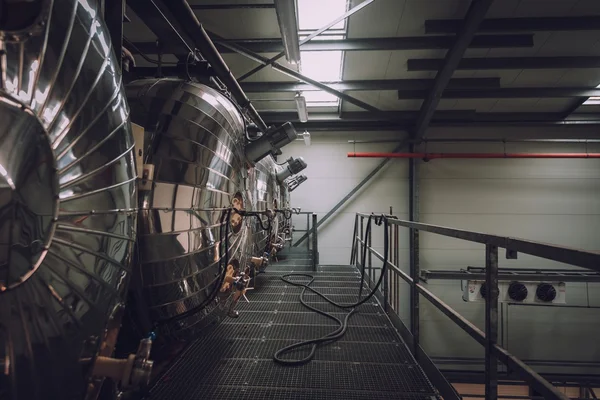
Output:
[
  {"xmin": 537, "ymin": 32, "xmax": 600, "ymax": 56},
  {"xmin": 486, "ymin": 32, "xmax": 553, "ymax": 57},
  {"xmin": 397, "ymin": 0, "xmax": 470, "ymax": 36},
  {"xmin": 343, "ymin": 51, "xmax": 393, "ymax": 79},
  {"xmin": 513, "ymin": 0, "xmax": 579, "ymax": 17},
  {"xmin": 472, "ymin": 70, "xmax": 523, "ymax": 86},
  {"xmin": 436, "ymin": 99, "xmax": 460, "ymax": 110},
  {"xmin": 534, "ymin": 98, "xmax": 575, "ymax": 112},
  {"xmin": 347, "ymin": 0, "xmax": 407, "ymax": 38},
  {"xmin": 454, "ymin": 99, "xmax": 499, "ymax": 112},
  {"xmin": 377, "ymin": 91, "xmax": 423, "ymax": 111},
  {"xmin": 485, "ymin": 0, "xmax": 521, "ymax": 18},
  {"xmin": 194, "ymin": 9, "xmax": 280, "ymax": 39},
  {"xmin": 556, "ymin": 69, "xmax": 600, "ymax": 87},
  {"xmin": 491, "ymin": 98, "xmax": 542, "ymax": 112},
  {"xmin": 384, "ymin": 49, "xmax": 445, "ymax": 79},
  {"xmin": 572, "ymin": 0, "xmax": 600, "ymax": 14},
  {"xmin": 510, "ymin": 69, "xmax": 568, "ymax": 86}
]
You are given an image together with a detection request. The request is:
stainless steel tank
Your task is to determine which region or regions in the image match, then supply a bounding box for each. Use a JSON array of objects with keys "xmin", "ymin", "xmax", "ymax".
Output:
[
  {"xmin": 0, "ymin": 0, "xmax": 137, "ymax": 399},
  {"xmin": 126, "ymin": 78, "xmax": 252, "ymax": 340}
]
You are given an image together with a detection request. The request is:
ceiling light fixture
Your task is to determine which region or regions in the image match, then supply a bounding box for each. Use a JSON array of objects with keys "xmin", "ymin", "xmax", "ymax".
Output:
[
  {"xmin": 274, "ymin": 0, "xmax": 301, "ymax": 65},
  {"xmin": 295, "ymin": 92, "xmax": 308, "ymax": 122}
]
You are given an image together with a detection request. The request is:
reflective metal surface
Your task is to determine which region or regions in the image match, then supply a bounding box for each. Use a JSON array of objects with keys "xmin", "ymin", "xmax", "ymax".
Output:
[
  {"xmin": 0, "ymin": 0, "xmax": 137, "ymax": 399},
  {"xmin": 126, "ymin": 78, "xmax": 251, "ymax": 340}
]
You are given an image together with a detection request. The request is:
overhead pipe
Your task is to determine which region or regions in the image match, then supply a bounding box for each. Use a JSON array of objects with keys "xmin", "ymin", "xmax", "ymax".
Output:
[
  {"xmin": 348, "ymin": 152, "xmax": 600, "ymax": 159},
  {"xmin": 160, "ymin": 0, "xmax": 268, "ymax": 132}
]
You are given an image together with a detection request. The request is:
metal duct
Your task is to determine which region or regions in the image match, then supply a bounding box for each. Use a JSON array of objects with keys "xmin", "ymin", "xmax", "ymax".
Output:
[
  {"xmin": 126, "ymin": 78, "xmax": 251, "ymax": 340},
  {"xmin": 0, "ymin": 0, "xmax": 137, "ymax": 399}
]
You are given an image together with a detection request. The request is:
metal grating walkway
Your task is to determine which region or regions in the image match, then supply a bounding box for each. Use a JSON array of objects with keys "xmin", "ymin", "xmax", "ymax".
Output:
[{"xmin": 147, "ymin": 248, "xmax": 440, "ymax": 400}]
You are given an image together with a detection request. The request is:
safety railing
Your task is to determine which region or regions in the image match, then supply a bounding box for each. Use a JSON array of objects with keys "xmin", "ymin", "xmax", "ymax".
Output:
[
  {"xmin": 350, "ymin": 212, "xmax": 600, "ymax": 400},
  {"xmin": 290, "ymin": 211, "xmax": 319, "ymax": 271}
]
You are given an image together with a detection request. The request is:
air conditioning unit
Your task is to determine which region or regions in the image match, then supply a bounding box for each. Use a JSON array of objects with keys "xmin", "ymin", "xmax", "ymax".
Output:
[{"xmin": 463, "ymin": 280, "xmax": 566, "ymax": 304}]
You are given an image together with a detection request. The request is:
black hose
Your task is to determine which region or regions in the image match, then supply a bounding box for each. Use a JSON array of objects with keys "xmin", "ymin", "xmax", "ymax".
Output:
[{"xmin": 273, "ymin": 214, "xmax": 389, "ymax": 365}]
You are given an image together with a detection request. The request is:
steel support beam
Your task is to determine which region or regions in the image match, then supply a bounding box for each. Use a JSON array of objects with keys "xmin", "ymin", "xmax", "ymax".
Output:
[
  {"xmin": 408, "ymin": 56, "xmax": 600, "ymax": 71},
  {"xmin": 426, "ymin": 16, "xmax": 600, "ymax": 33},
  {"xmin": 130, "ymin": 34, "xmax": 533, "ymax": 55},
  {"xmin": 237, "ymin": 0, "xmax": 375, "ymax": 81},
  {"xmin": 128, "ymin": 0, "xmax": 195, "ymax": 61},
  {"xmin": 408, "ymin": 146, "xmax": 420, "ymax": 357},
  {"xmin": 238, "ymin": 78, "xmax": 501, "ymax": 92},
  {"xmin": 398, "ymin": 87, "xmax": 600, "ymax": 99},
  {"xmin": 212, "ymin": 34, "xmax": 381, "ymax": 114},
  {"xmin": 293, "ymin": 140, "xmax": 409, "ymax": 246},
  {"xmin": 190, "ymin": 3, "xmax": 275, "ymax": 9},
  {"xmin": 485, "ymin": 245, "xmax": 499, "ymax": 400},
  {"xmin": 150, "ymin": 0, "xmax": 268, "ymax": 131},
  {"xmin": 412, "ymin": 0, "xmax": 495, "ymax": 142}
]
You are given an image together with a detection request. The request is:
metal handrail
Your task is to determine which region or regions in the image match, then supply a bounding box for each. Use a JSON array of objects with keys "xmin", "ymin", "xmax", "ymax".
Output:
[{"xmin": 350, "ymin": 212, "xmax": 600, "ymax": 400}]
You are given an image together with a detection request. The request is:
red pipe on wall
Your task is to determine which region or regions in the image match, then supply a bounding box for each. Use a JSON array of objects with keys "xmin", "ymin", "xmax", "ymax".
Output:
[{"xmin": 347, "ymin": 152, "xmax": 600, "ymax": 159}]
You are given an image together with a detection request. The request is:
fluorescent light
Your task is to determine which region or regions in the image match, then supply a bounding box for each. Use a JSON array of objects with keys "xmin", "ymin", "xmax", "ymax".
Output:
[
  {"xmin": 303, "ymin": 130, "xmax": 311, "ymax": 146},
  {"xmin": 298, "ymin": 0, "xmax": 347, "ymax": 31},
  {"xmin": 274, "ymin": 0, "xmax": 301, "ymax": 64},
  {"xmin": 295, "ymin": 92, "xmax": 308, "ymax": 122}
]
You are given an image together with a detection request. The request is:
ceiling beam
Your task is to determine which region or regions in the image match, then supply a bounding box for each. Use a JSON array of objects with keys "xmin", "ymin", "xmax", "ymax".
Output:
[
  {"xmin": 239, "ymin": 78, "xmax": 501, "ymax": 92},
  {"xmin": 408, "ymin": 56, "xmax": 600, "ymax": 71},
  {"xmin": 261, "ymin": 111, "xmax": 600, "ymax": 131},
  {"xmin": 397, "ymin": 87, "xmax": 600, "ymax": 99},
  {"xmin": 412, "ymin": 0, "xmax": 495, "ymax": 142},
  {"xmin": 129, "ymin": 34, "xmax": 533, "ymax": 55},
  {"xmin": 189, "ymin": 3, "xmax": 275, "ymax": 10},
  {"xmin": 426, "ymin": 16, "xmax": 600, "ymax": 33}
]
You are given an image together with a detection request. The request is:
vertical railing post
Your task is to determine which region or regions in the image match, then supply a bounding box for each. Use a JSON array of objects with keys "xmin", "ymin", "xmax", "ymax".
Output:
[
  {"xmin": 359, "ymin": 216, "xmax": 364, "ymax": 273},
  {"xmin": 312, "ymin": 213, "xmax": 318, "ymax": 270},
  {"xmin": 485, "ymin": 244, "xmax": 499, "ymax": 400},
  {"xmin": 350, "ymin": 214, "xmax": 358, "ymax": 265},
  {"xmin": 368, "ymin": 218, "xmax": 373, "ymax": 288},
  {"xmin": 306, "ymin": 213, "xmax": 310, "ymax": 251},
  {"xmin": 409, "ymin": 155, "xmax": 420, "ymax": 357}
]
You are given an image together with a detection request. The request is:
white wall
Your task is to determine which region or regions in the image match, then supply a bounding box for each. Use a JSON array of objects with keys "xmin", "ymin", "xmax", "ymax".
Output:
[
  {"xmin": 280, "ymin": 131, "xmax": 410, "ymax": 265},
  {"xmin": 281, "ymin": 126, "xmax": 600, "ymax": 375}
]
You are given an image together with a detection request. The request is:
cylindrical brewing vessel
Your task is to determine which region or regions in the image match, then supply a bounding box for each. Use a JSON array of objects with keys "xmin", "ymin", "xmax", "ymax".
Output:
[
  {"xmin": 126, "ymin": 78, "xmax": 251, "ymax": 340},
  {"xmin": 0, "ymin": 0, "xmax": 137, "ymax": 398}
]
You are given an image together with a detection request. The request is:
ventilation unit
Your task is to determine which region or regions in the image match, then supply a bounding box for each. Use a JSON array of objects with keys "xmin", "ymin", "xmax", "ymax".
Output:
[{"xmin": 463, "ymin": 281, "xmax": 566, "ymax": 304}]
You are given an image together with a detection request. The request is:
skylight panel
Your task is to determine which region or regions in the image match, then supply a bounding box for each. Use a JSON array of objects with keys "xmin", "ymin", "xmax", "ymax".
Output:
[
  {"xmin": 297, "ymin": 0, "xmax": 347, "ymax": 31},
  {"xmin": 300, "ymin": 50, "xmax": 343, "ymax": 107}
]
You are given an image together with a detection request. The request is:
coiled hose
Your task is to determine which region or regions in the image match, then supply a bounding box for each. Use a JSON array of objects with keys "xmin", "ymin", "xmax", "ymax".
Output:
[{"xmin": 273, "ymin": 214, "xmax": 389, "ymax": 365}]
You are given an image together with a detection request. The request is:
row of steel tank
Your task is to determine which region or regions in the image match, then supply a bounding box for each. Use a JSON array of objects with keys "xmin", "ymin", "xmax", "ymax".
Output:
[{"xmin": 0, "ymin": 1, "xmax": 305, "ymax": 399}]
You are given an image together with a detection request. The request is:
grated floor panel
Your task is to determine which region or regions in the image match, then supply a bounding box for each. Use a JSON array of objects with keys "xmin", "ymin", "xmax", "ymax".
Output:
[{"xmin": 148, "ymin": 249, "xmax": 439, "ymax": 400}]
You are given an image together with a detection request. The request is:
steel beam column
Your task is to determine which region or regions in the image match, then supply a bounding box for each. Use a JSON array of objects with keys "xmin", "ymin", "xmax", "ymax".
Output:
[
  {"xmin": 398, "ymin": 87, "xmax": 600, "ymax": 99},
  {"xmin": 409, "ymin": 147, "xmax": 420, "ymax": 356},
  {"xmin": 412, "ymin": 0, "xmax": 495, "ymax": 141},
  {"xmin": 408, "ymin": 56, "xmax": 600, "ymax": 71},
  {"xmin": 158, "ymin": 0, "xmax": 268, "ymax": 132},
  {"xmin": 485, "ymin": 244, "xmax": 499, "ymax": 400},
  {"xmin": 131, "ymin": 34, "xmax": 533, "ymax": 55},
  {"xmin": 426, "ymin": 16, "xmax": 600, "ymax": 33},
  {"xmin": 238, "ymin": 78, "xmax": 501, "ymax": 92},
  {"xmin": 294, "ymin": 140, "xmax": 408, "ymax": 246},
  {"xmin": 237, "ymin": 0, "xmax": 375, "ymax": 81},
  {"xmin": 212, "ymin": 33, "xmax": 381, "ymax": 114}
]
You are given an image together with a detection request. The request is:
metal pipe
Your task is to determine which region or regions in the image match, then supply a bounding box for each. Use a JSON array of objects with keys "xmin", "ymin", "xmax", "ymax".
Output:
[
  {"xmin": 348, "ymin": 138, "xmax": 600, "ymax": 144},
  {"xmin": 160, "ymin": 0, "xmax": 268, "ymax": 131},
  {"xmin": 348, "ymin": 152, "xmax": 600, "ymax": 159}
]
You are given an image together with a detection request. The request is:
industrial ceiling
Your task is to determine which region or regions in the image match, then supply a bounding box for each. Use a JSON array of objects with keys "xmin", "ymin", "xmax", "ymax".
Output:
[{"xmin": 124, "ymin": 0, "xmax": 600, "ymax": 134}]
